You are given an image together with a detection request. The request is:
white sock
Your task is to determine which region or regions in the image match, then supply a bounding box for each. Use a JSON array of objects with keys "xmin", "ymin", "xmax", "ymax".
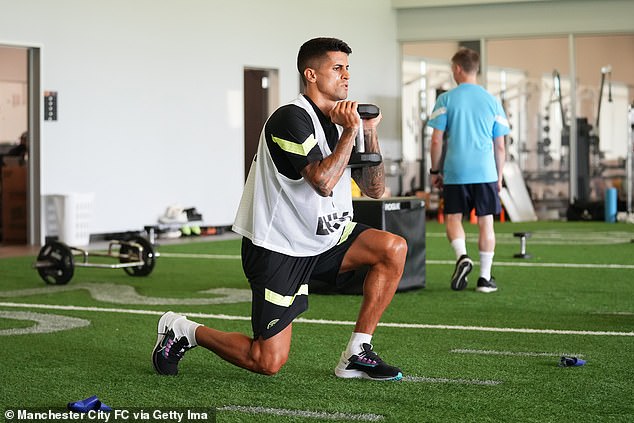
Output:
[
  {"xmin": 173, "ymin": 316, "xmax": 202, "ymax": 348},
  {"xmin": 450, "ymin": 238, "xmax": 467, "ymax": 259},
  {"xmin": 345, "ymin": 332, "xmax": 373, "ymax": 357},
  {"xmin": 479, "ymin": 251, "xmax": 494, "ymax": 281}
]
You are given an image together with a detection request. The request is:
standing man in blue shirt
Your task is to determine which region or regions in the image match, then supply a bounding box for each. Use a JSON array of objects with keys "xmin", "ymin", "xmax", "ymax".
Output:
[{"xmin": 428, "ymin": 47, "xmax": 509, "ymax": 293}]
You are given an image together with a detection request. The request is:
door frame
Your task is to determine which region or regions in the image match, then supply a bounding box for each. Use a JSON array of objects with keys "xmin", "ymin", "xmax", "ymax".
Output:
[
  {"xmin": 243, "ymin": 67, "xmax": 279, "ymax": 180},
  {"xmin": 1, "ymin": 41, "xmax": 42, "ymax": 245}
]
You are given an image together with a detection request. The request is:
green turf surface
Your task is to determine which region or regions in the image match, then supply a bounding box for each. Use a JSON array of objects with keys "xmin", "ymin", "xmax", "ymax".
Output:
[{"xmin": 1, "ymin": 221, "xmax": 633, "ymax": 422}]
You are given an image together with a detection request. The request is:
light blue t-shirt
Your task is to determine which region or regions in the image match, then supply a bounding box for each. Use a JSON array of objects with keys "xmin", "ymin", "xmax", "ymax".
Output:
[{"xmin": 428, "ymin": 83, "xmax": 510, "ymax": 184}]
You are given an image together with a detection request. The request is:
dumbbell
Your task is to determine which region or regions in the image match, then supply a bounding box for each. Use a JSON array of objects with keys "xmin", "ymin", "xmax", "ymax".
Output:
[
  {"xmin": 348, "ymin": 104, "xmax": 383, "ymax": 168},
  {"xmin": 513, "ymin": 232, "xmax": 532, "ymax": 259}
]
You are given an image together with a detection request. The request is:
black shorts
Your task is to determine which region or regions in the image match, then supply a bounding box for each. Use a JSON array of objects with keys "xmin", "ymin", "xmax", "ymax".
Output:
[
  {"xmin": 443, "ymin": 182, "xmax": 501, "ymax": 216},
  {"xmin": 241, "ymin": 222, "xmax": 370, "ymax": 340}
]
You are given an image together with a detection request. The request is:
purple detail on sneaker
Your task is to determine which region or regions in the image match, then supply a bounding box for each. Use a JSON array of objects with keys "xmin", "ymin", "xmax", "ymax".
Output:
[
  {"xmin": 162, "ymin": 337, "xmax": 174, "ymax": 358},
  {"xmin": 357, "ymin": 357, "xmax": 378, "ymax": 365}
]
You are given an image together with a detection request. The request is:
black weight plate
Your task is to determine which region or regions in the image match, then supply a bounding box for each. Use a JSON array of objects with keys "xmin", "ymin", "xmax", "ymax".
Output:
[
  {"xmin": 357, "ymin": 103, "xmax": 380, "ymax": 119},
  {"xmin": 119, "ymin": 236, "xmax": 156, "ymax": 277},
  {"xmin": 348, "ymin": 152, "xmax": 382, "ymax": 168},
  {"xmin": 36, "ymin": 241, "xmax": 74, "ymax": 285}
]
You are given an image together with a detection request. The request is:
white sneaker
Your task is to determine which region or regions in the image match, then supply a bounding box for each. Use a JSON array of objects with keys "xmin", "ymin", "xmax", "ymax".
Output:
[{"xmin": 159, "ymin": 205, "xmax": 188, "ymax": 224}]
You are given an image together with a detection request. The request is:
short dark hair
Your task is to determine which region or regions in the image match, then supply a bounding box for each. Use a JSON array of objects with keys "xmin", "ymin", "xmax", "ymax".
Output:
[
  {"xmin": 297, "ymin": 37, "xmax": 352, "ymax": 86},
  {"xmin": 451, "ymin": 47, "xmax": 480, "ymax": 74}
]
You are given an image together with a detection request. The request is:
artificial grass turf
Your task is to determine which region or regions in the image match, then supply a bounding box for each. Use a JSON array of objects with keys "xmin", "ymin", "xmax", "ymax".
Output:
[
  {"xmin": 1, "ymin": 314, "xmax": 632, "ymax": 422},
  {"xmin": 1, "ymin": 220, "xmax": 633, "ymax": 422}
]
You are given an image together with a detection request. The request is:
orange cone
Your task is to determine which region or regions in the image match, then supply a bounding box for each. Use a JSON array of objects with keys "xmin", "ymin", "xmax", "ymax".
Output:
[{"xmin": 470, "ymin": 209, "xmax": 477, "ymax": 224}]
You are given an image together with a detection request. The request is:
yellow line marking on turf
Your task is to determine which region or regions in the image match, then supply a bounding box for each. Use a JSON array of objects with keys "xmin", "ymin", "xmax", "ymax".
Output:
[{"xmin": 0, "ymin": 302, "xmax": 632, "ymax": 337}]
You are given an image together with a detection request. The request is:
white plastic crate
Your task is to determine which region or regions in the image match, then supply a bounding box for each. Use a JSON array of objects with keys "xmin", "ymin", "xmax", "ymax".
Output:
[{"xmin": 44, "ymin": 193, "xmax": 95, "ymax": 246}]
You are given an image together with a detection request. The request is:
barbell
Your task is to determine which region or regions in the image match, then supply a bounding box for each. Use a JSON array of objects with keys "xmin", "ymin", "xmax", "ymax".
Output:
[{"xmin": 33, "ymin": 235, "xmax": 156, "ymax": 285}]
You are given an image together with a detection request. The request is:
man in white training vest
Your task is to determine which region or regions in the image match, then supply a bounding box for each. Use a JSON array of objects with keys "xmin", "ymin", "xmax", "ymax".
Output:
[{"xmin": 152, "ymin": 37, "xmax": 407, "ymax": 381}]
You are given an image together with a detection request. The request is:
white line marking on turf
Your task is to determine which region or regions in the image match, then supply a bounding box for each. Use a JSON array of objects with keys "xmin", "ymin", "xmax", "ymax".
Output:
[
  {"xmin": 217, "ymin": 405, "xmax": 383, "ymax": 421},
  {"xmin": 0, "ymin": 284, "xmax": 251, "ymax": 305},
  {"xmin": 159, "ymin": 252, "xmax": 634, "ymax": 269},
  {"xmin": 592, "ymin": 311, "xmax": 634, "ymax": 316},
  {"xmin": 1, "ymin": 302, "xmax": 633, "ymax": 337},
  {"xmin": 450, "ymin": 348, "xmax": 584, "ymax": 358},
  {"xmin": 0, "ymin": 302, "xmax": 249, "ymax": 320},
  {"xmin": 403, "ymin": 376, "xmax": 502, "ymax": 386},
  {"xmin": 427, "ymin": 232, "xmax": 634, "ymax": 245},
  {"xmin": 160, "ymin": 252, "xmax": 241, "ymax": 259},
  {"xmin": 427, "ymin": 260, "xmax": 634, "ymax": 270},
  {"xmin": 369, "ymin": 320, "xmax": 634, "ymax": 336},
  {"xmin": 0, "ymin": 310, "xmax": 90, "ymax": 335}
]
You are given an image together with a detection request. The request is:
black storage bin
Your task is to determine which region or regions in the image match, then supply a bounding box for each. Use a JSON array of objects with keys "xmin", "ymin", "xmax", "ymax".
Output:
[{"xmin": 311, "ymin": 197, "xmax": 426, "ymax": 294}]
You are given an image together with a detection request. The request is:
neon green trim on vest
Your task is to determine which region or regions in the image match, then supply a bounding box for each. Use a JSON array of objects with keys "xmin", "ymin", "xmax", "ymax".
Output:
[
  {"xmin": 272, "ymin": 134, "xmax": 317, "ymax": 157},
  {"xmin": 338, "ymin": 221, "xmax": 357, "ymax": 245}
]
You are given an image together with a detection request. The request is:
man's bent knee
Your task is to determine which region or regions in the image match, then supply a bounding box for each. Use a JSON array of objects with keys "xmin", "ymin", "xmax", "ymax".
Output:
[
  {"xmin": 256, "ymin": 352, "xmax": 288, "ymax": 375},
  {"xmin": 251, "ymin": 332, "xmax": 291, "ymax": 376},
  {"xmin": 386, "ymin": 233, "xmax": 408, "ymax": 266}
]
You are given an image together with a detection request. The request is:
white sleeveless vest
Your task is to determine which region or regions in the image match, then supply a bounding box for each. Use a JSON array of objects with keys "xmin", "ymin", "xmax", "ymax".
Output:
[{"xmin": 232, "ymin": 95, "xmax": 353, "ymax": 256}]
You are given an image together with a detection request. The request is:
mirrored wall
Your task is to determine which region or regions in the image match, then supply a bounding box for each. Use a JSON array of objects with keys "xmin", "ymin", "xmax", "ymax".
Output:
[{"xmin": 401, "ymin": 34, "xmax": 634, "ymax": 219}]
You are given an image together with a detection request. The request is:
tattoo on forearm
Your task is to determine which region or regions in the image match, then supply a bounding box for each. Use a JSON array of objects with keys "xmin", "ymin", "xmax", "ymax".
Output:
[
  {"xmin": 354, "ymin": 127, "xmax": 385, "ymax": 197},
  {"xmin": 363, "ymin": 164, "xmax": 385, "ymax": 196}
]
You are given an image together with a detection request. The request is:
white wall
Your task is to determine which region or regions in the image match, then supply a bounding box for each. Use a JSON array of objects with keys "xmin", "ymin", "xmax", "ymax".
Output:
[{"xmin": 0, "ymin": 0, "xmax": 399, "ymax": 235}]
